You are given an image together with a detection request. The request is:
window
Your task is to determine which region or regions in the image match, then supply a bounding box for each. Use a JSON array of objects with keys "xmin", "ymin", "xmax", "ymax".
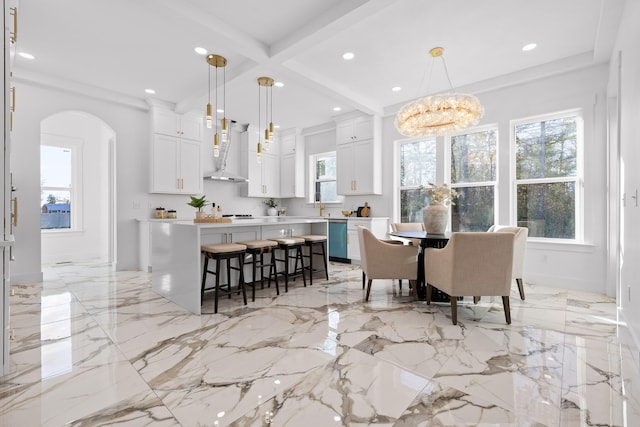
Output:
[
  {"xmin": 40, "ymin": 139, "xmax": 81, "ymax": 231},
  {"xmin": 450, "ymin": 127, "xmax": 497, "ymax": 231},
  {"xmin": 398, "ymin": 138, "xmax": 436, "ymax": 222},
  {"xmin": 311, "ymin": 152, "xmax": 340, "ymax": 203},
  {"xmin": 513, "ymin": 111, "xmax": 582, "ymax": 239}
]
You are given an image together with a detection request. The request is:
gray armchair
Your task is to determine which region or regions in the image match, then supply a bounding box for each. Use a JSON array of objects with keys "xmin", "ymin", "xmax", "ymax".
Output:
[
  {"xmin": 358, "ymin": 226, "xmax": 419, "ymax": 301},
  {"xmin": 425, "ymin": 232, "xmax": 514, "ymax": 325}
]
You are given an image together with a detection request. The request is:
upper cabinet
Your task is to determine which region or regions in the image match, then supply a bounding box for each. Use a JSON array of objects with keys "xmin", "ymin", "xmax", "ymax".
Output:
[
  {"xmin": 153, "ymin": 109, "xmax": 202, "ymax": 142},
  {"xmin": 240, "ymin": 127, "xmax": 280, "ymax": 198},
  {"xmin": 279, "ymin": 130, "xmax": 304, "ymax": 198},
  {"xmin": 335, "ymin": 114, "xmax": 382, "ymax": 195},
  {"xmin": 150, "ymin": 108, "xmax": 203, "ymax": 194}
]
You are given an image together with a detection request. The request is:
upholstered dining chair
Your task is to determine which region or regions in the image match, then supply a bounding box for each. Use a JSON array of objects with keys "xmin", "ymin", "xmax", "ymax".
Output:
[
  {"xmin": 425, "ymin": 232, "xmax": 514, "ymax": 325},
  {"xmin": 488, "ymin": 225, "xmax": 528, "ymax": 300},
  {"xmin": 358, "ymin": 226, "xmax": 419, "ymax": 301},
  {"xmin": 390, "ymin": 222, "xmax": 425, "ymax": 246}
]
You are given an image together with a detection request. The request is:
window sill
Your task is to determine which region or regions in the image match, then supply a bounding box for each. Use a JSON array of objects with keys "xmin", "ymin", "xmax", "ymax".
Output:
[{"xmin": 526, "ymin": 238, "xmax": 594, "ymax": 253}]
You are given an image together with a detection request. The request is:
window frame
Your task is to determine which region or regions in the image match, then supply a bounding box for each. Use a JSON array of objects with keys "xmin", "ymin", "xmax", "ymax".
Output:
[
  {"xmin": 40, "ymin": 135, "xmax": 83, "ymax": 233},
  {"xmin": 510, "ymin": 109, "xmax": 584, "ymax": 242},
  {"xmin": 308, "ymin": 151, "xmax": 342, "ymax": 204},
  {"xmin": 446, "ymin": 124, "xmax": 499, "ymax": 231}
]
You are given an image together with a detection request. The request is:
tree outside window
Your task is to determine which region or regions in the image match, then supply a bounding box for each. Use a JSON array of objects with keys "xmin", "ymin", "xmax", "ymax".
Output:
[
  {"xmin": 399, "ymin": 139, "xmax": 436, "ymax": 222},
  {"xmin": 450, "ymin": 128, "xmax": 497, "ymax": 231},
  {"xmin": 514, "ymin": 113, "xmax": 580, "ymax": 239}
]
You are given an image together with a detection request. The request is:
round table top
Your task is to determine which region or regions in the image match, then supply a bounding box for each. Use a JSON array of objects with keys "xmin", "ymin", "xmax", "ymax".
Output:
[{"xmin": 389, "ymin": 230, "xmax": 451, "ymax": 240}]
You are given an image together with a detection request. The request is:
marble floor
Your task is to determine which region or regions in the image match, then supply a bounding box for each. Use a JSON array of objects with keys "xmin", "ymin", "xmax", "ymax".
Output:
[{"xmin": 1, "ymin": 262, "xmax": 639, "ymax": 426}]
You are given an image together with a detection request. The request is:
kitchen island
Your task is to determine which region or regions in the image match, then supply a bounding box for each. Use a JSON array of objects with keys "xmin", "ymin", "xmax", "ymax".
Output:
[{"xmin": 151, "ymin": 217, "xmax": 328, "ymax": 314}]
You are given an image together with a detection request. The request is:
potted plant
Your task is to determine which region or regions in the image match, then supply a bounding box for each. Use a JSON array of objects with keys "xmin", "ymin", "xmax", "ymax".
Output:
[
  {"xmin": 422, "ymin": 183, "xmax": 459, "ymax": 234},
  {"xmin": 187, "ymin": 195, "xmax": 209, "ymax": 219},
  {"xmin": 263, "ymin": 198, "xmax": 278, "ymax": 216}
]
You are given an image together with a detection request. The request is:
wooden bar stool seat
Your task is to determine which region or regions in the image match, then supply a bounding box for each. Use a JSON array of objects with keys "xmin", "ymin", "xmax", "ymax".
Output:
[
  {"xmin": 201, "ymin": 243, "xmax": 247, "ymax": 313},
  {"xmin": 271, "ymin": 237, "xmax": 306, "ymax": 292},
  {"xmin": 296, "ymin": 235, "xmax": 329, "ymax": 286},
  {"xmin": 237, "ymin": 239, "xmax": 279, "ymax": 301}
]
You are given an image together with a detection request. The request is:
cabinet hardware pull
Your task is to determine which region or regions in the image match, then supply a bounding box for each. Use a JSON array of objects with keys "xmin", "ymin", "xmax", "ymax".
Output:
[
  {"xmin": 13, "ymin": 197, "xmax": 18, "ymax": 226},
  {"xmin": 632, "ymin": 189, "xmax": 638, "ymax": 207},
  {"xmin": 10, "ymin": 7, "xmax": 17, "ymax": 44},
  {"xmin": 10, "ymin": 87, "xmax": 15, "ymax": 112}
]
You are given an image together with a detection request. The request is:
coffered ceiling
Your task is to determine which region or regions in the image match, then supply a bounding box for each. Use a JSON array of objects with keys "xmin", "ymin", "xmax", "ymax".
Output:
[{"xmin": 15, "ymin": 0, "xmax": 624, "ymax": 131}]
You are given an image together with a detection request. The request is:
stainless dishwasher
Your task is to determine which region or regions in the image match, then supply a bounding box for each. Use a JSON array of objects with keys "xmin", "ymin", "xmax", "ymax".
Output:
[{"xmin": 328, "ymin": 219, "xmax": 349, "ymax": 263}]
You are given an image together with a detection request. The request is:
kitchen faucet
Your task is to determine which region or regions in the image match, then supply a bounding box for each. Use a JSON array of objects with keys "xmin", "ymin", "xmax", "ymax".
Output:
[{"xmin": 314, "ymin": 192, "xmax": 325, "ymax": 217}]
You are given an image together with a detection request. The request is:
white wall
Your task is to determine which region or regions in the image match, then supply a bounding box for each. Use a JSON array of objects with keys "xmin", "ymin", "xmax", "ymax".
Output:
[
  {"xmin": 610, "ymin": 0, "xmax": 640, "ymax": 360},
  {"xmin": 40, "ymin": 112, "xmax": 112, "ymax": 264}
]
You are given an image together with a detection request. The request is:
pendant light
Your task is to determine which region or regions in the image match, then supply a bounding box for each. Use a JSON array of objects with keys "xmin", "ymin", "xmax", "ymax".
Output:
[
  {"xmin": 257, "ymin": 76, "xmax": 274, "ymax": 163},
  {"xmin": 206, "ymin": 54, "xmax": 227, "ymax": 157}
]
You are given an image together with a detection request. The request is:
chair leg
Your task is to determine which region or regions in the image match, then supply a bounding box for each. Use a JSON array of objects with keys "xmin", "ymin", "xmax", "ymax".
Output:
[
  {"xmin": 362, "ymin": 271, "xmax": 365, "ymax": 289},
  {"xmin": 307, "ymin": 245, "xmax": 314, "ymax": 286},
  {"xmin": 298, "ymin": 246, "xmax": 307, "ymax": 287},
  {"xmin": 320, "ymin": 242, "xmax": 329, "ymax": 280},
  {"xmin": 516, "ymin": 278, "xmax": 525, "ymax": 300},
  {"xmin": 426, "ymin": 284, "xmax": 433, "ymax": 304},
  {"xmin": 201, "ymin": 256, "xmax": 209, "ymax": 305},
  {"xmin": 450, "ymin": 297, "xmax": 458, "ymax": 325},
  {"xmin": 502, "ymin": 296, "xmax": 511, "ymax": 324},
  {"xmin": 365, "ymin": 279, "xmax": 373, "ymax": 301},
  {"xmin": 473, "ymin": 296, "xmax": 481, "ymax": 304},
  {"xmin": 269, "ymin": 253, "xmax": 280, "ymax": 295},
  {"xmin": 238, "ymin": 254, "xmax": 247, "ymax": 306},
  {"xmin": 410, "ymin": 280, "xmax": 418, "ymax": 300},
  {"xmin": 214, "ymin": 256, "xmax": 222, "ymax": 313}
]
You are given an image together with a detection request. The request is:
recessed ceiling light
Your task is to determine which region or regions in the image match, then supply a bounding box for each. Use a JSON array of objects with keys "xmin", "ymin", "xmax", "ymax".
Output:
[
  {"xmin": 18, "ymin": 52, "xmax": 35, "ymax": 59},
  {"xmin": 333, "ymin": 107, "xmax": 341, "ymax": 112},
  {"xmin": 274, "ymin": 81, "xmax": 284, "ymax": 87},
  {"xmin": 392, "ymin": 86, "xmax": 402, "ymax": 92},
  {"xmin": 522, "ymin": 43, "xmax": 537, "ymax": 52},
  {"xmin": 342, "ymin": 52, "xmax": 355, "ymax": 60},
  {"xmin": 145, "ymin": 89, "xmax": 156, "ymax": 94},
  {"xmin": 216, "ymin": 108, "xmax": 224, "ymax": 113},
  {"xmin": 194, "ymin": 47, "xmax": 207, "ymax": 55},
  {"xmin": 274, "ymin": 124, "xmax": 280, "ymax": 129}
]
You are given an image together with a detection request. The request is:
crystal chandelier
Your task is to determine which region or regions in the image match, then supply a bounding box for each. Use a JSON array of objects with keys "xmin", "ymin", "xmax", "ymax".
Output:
[
  {"xmin": 395, "ymin": 47, "xmax": 483, "ymax": 137},
  {"xmin": 206, "ymin": 54, "xmax": 228, "ymax": 157}
]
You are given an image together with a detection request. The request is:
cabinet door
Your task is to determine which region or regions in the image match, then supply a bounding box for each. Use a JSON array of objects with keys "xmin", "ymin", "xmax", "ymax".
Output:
[
  {"xmin": 280, "ymin": 154, "xmax": 296, "ymax": 198},
  {"xmin": 336, "ymin": 143, "xmax": 355, "ymax": 195},
  {"xmin": 179, "ymin": 114, "xmax": 203, "ymax": 141},
  {"xmin": 336, "ymin": 120, "xmax": 355, "ymax": 145},
  {"xmin": 353, "ymin": 116, "xmax": 373, "ymax": 141},
  {"xmin": 352, "ymin": 140, "xmax": 374, "ymax": 194},
  {"xmin": 179, "ymin": 139, "xmax": 202, "ymax": 194},
  {"xmin": 347, "ymin": 228, "xmax": 360, "ymax": 261},
  {"xmin": 152, "ymin": 135, "xmax": 179, "ymax": 193},
  {"xmin": 280, "ymin": 134, "xmax": 296, "ymax": 155},
  {"xmin": 154, "ymin": 110, "xmax": 180, "ymax": 137},
  {"xmin": 262, "ymin": 152, "xmax": 280, "ymax": 198}
]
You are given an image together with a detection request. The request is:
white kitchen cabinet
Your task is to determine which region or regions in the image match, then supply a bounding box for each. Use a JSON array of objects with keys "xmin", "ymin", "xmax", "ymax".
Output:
[
  {"xmin": 336, "ymin": 138, "xmax": 381, "ymax": 195},
  {"xmin": 150, "ymin": 108, "xmax": 203, "ymax": 194},
  {"xmin": 347, "ymin": 217, "xmax": 389, "ymax": 262},
  {"xmin": 153, "ymin": 109, "xmax": 202, "ymax": 141},
  {"xmin": 151, "ymin": 134, "xmax": 202, "ymax": 194},
  {"xmin": 279, "ymin": 131, "xmax": 304, "ymax": 198},
  {"xmin": 336, "ymin": 115, "xmax": 374, "ymax": 145},
  {"xmin": 241, "ymin": 128, "xmax": 280, "ymax": 198},
  {"xmin": 336, "ymin": 114, "xmax": 381, "ymax": 195}
]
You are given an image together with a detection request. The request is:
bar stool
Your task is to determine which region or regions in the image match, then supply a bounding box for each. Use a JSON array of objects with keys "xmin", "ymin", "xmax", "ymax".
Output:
[
  {"xmin": 201, "ymin": 243, "xmax": 247, "ymax": 313},
  {"xmin": 237, "ymin": 239, "xmax": 280, "ymax": 301},
  {"xmin": 271, "ymin": 237, "xmax": 306, "ymax": 292},
  {"xmin": 296, "ymin": 235, "xmax": 329, "ymax": 286}
]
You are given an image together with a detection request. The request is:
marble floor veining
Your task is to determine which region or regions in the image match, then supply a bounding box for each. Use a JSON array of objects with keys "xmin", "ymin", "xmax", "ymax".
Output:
[{"xmin": 1, "ymin": 262, "xmax": 639, "ymax": 426}]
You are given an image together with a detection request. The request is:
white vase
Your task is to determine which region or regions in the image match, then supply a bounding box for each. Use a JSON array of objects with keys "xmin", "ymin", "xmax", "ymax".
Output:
[
  {"xmin": 267, "ymin": 207, "xmax": 278, "ymax": 216},
  {"xmin": 423, "ymin": 204, "xmax": 448, "ymax": 234}
]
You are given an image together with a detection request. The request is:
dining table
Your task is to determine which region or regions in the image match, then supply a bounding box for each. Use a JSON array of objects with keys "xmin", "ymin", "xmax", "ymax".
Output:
[{"xmin": 389, "ymin": 230, "xmax": 451, "ymax": 300}]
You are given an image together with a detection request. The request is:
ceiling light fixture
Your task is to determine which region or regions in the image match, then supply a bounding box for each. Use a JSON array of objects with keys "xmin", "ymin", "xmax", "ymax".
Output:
[
  {"xmin": 144, "ymin": 88, "xmax": 156, "ymax": 94},
  {"xmin": 522, "ymin": 43, "xmax": 537, "ymax": 52},
  {"xmin": 392, "ymin": 86, "xmax": 402, "ymax": 92},
  {"xmin": 274, "ymin": 81, "xmax": 284, "ymax": 87},
  {"xmin": 257, "ymin": 77, "xmax": 275, "ymax": 164},
  {"xmin": 194, "ymin": 47, "xmax": 207, "ymax": 55},
  {"xmin": 333, "ymin": 107, "xmax": 341, "ymax": 112},
  {"xmin": 342, "ymin": 52, "xmax": 355, "ymax": 60},
  {"xmin": 394, "ymin": 47, "xmax": 483, "ymax": 137},
  {"xmin": 206, "ymin": 54, "xmax": 228, "ymax": 157}
]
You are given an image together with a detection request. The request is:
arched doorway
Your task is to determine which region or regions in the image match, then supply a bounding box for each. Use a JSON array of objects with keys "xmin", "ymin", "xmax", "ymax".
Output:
[{"xmin": 40, "ymin": 111, "xmax": 117, "ymax": 266}]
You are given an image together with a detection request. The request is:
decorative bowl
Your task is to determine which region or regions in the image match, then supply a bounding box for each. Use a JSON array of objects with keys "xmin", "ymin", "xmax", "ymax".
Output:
[{"xmin": 342, "ymin": 210, "xmax": 352, "ymax": 217}]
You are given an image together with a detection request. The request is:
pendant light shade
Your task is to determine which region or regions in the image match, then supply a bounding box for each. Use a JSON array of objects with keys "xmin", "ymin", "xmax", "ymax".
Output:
[
  {"xmin": 257, "ymin": 76, "xmax": 275, "ymax": 162},
  {"xmin": 206, "ymin": 54, "xmax": 227, "ymax": 157}
]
